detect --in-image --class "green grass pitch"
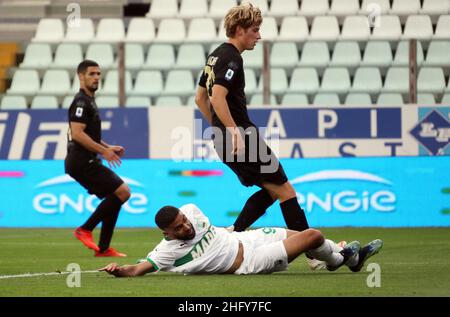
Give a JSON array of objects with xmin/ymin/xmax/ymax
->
[{"xmin": 0, "ymin": 227, "xmax": 449, "ymax": 297}]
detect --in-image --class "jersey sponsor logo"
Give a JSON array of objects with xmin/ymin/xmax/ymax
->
[
  {"xmin": 75, "ymin": 107, "xmax": 83, "ymax": 118},
  {"xmin": 225, "ymin": 69, "xmax": 234, "ymax": 81},
  {"xmin": 174, "ymin": 226, "xmax": 217, "ymax": 267}
]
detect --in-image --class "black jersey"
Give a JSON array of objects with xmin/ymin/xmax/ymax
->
[
  {"xmin": 199, "ymin": 42, "xmax": 254, "ymax": 130},
  {"xmin": 66, "ymin": 89, "xmax": 101, "ymax": 163}
]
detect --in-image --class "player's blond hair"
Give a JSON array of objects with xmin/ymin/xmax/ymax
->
[{"xmin": 224, "ymin": 3, "xmax": 262, "ymax": 38}]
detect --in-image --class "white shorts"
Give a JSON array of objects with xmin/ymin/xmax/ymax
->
[{"xmin": 232, "ymin": 228, "xmax": 288, "ymax": 275}]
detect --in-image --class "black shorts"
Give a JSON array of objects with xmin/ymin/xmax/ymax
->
[
  {"xmin": 65, "ymin": 157, "xmax": 124, "ymax": 199},
  {"xmin": 213, "ymin": 128, "xmax": 288, "ymax": 187}
]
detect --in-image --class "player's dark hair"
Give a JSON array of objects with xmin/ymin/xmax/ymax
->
[
  {"xmin": 155, "ymin": 206, "xmax": 180, "ymax": 229},
  {"xmin": 77, "ymin": 60, "xmax": 99, "ymax": 74}
]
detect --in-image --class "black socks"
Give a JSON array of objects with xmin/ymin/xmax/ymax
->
[
  {"xmin": 280, "ymin": 197, "xmax": 309, "ymax": 231},
  {"xmin": 233, "ymin": 189, "xmax": 275, "ymax": 232}
]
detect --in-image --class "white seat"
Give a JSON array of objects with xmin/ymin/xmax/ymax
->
[
  {"xmin": 424, "ymin": 41, "xmax": 450, "ymax": 67},
  {"xmin": 241, "ymin": 0, "xmax": 269, "ymax": 15},
  {"xmin": 402, "ymin": 15, "xmax": 433, "ymax": 40},
  {"xmin": 242, "ymin": 43, "xmax": 263, "ymax": 69},
  {"xmin": 329, "ymin": 0, "xmax": 360, "ymax": 16},
  {"xmin": 155, "ymin": 96, "xmax": 183, "ymax": 106},
  {"xmin": 20, "ymin": 43, "xmax": 52, "ymax": 69},
  {"xmin": 86, "ymin": 44, "xmax": 114, "ymax": 69},
  {"xmin": 441, "ymin": 94, "xmax": 450, "ymax": 104},
  {"xmin": 178, "ymin": 0, "xmax": 208, "ymax": 19},
  {"xmin": 320, "ymin": 68, "xmax": 351, "ymax": 94},
  {"xmin": 269, "ymin": 0, "xmax": 299, "ymax": 18},
  {"xmin": 288, "ymin": 68, "xmax": 319, "ymax": 94},
  {"xmin": 299, "ymin": 0, "xmax": 329, "ymax": 17},
  {"xmin": 31, "ymin": 96, "xmax": 59, "ymax": 109},
  {"xmin": 175, "ymin": 44, "xmax": 206, "ymax": 70},
  {"xmin": 126, "ymin": 18, "xmax": 156, "ymax": 43},
  {"xmin": 131, "ymin": 71, "xmax": 163, "ymax": 97},
  {"xmin": 144, "ymin": 44, "xmax": 175, "ymax": 70},
  {"xmin": 350, "ymin": 67, "xmax": 382, "ymax": 93},
  {"xmin": 344, "ymin": 93, "xmax": 373, "ymax": 105},
  {"xmin": 0, "ymin": 95, "xmax": 28, "ymax": 109},
  {"xmin": 371, "ymin": 15, "xmax": 402, "ymax": 41},
  {"xmin": 421, "ymin": 0, "xmax": 450, "ymax": 15},
  {"xmin": 299, "ymin": 41, "xmax": 330, "ymax": 69},
  {"xmin": 100, "ymin": 70, "xmax": 133, "ymax": 95},
  {"xmin": 52, "ymin": 43, "xmax": 83, "ymax": 69},
  {"xmin": 64, "ymin": 19, "xmax": 95, "ymax": 43},
  {"xmin": 270, "ymin": 42, "xmax": 299, "ymax": 69},
  {"xmin": 377, "ymin": 93, "xmax": 404, "ymax": 105},
  {"xmin": 146, "ymin": 0, "xmax": 178, "ymax": 19},
  {"xmin": 278, "ymin": 17, "xmax": 308, "ymax": 42},
  {"xmin": 155, "ymin": 19, "xmax": 186, "ymax": 43},
  {"xmin": 340, "ymin": 16, "xmax": 370, "ymax": 41},
  {"xmin": 361, "ymin": 41, "xmax": 392, "ymax": 68},
  {"xmin": 96, "ymin": 96, "xmax": 119, "ymax": 108},
  {"xmin": 163, "ymin": 70, "xmax": 194, "ymax": 96},
  {"xmin": 417, "ymin": 67, "xmax": 446, "ymax": 94},
  {"xmin": 123, "ymin": 44, "xmax": 145, "ymax": 70},
  {"xmin": 126, "ymin": 96, "xmax": 152, "ymax": 108},
  {"xmin": 257, "ymin": 68, "xmax": 288, "ymax": 95},
  {"xmin": 186, "ymin": 18, "xmax": 217, "ymax": 43},
  {"xmin": 244, "ymin": 69, "xmax": 258, "ymax": 95},
  {"xmin": 95, "ymin": 18, "xmax": 125, "ymax": 42},
  {"xmin": 259, "ymin": 17, "xmax": 278, "ymax": 41},
  {"xmin": 209, "ymin": 0, "xmax": 237, "ymax": 19},
  {"xmin": 417, "ymin": 93, "xmax": 436, "ymax": 105},
  {"xmin": 392, "ymin": 41, "xmax": 424, "ymax": 66},
  {"xmin": 309, "ymin": 16, "xmax": 339, "ymax": 41},
  {"xmin": 39, "ymin": 70, "xmax": 71, "ymax": 96},
  {"xmin": 359, "ymin": 0, "xmax": 390, "ymax": 15},
  {"xmin": 434, "ymin": 15, "xmax": 450, "ymax": 39},
  {"xmin": 382, "ymin": 68, "xmax": 409, "ymax": 93},
  {"xmin": 7, "ymin": 70, "xmax": 40, "ymax": 95},
  {"xmin": 281, "ymin": 93, "xmax": 309, "ymax": 106},
  {"xmin": 71, "ymin": 75, "xmax": 80, "ymax": 93},
  {"xmin": 62, "ymin": 95, "xmax": 73, "ymax": 109},
  {"xmin": 218, "ymin": 19, "xmax": 227, "ymax": 41},
  {"xmin": 330, "ymin": 41, "xmax": 361, "ymax": 68},
  {"xmin": 249, "ymin": 94, "xmax": 277, "ymax": 106},
  {"xmin": 313, "ymin": 93, "xmax": 341, "ymax": 105},
  {"xmin": 390, "ymin": 0, "xmax": 420, "ymax": 16},
  {"xmin": 32, "ymin": 19, "xmax": 64, "ymax": 43}
]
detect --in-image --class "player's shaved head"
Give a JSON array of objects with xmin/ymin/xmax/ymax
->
[{"xmin": 155, "ymin": 206, "xmax": 180, "ymax": 229}]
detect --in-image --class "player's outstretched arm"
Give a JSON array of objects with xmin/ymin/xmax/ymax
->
[{"xmin": 98, "ymin": 261, "xmax": 155, "ymax": 278}]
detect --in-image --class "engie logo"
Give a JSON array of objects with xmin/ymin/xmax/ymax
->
[
  {"xmin": 291, "ymin": 170, "xmax": 396, "ymax": 213},
  {"xmin": 32, "ymin": 175, "xmax": 148, "ymax": 215}
]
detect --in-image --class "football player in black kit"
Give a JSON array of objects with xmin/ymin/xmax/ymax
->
[{"xmin": 65, "ymin": 60, "xmax": 130, "ymax": 257}]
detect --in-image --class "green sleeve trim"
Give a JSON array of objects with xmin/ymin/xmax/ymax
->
[{"xmin": 147, "ymin": 258, "xmax": 159, "ymax": 271}]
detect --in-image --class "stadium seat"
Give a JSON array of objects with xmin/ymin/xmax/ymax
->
[
  {"xmin": 242, "ymin": 43, "xmax": 263, "ymax": 69},
  {"xmin": 249, "ymin": 93, "xmax": 277, "ymax": 105},
  {"xmin": 278, "ymin": 17, "xmax": 308, "ymax": 42},
  {"xmin": 392, "ymin": 41, "xmax": 424, "ymax": 66},
  {"xmin": 155, "ymin": 96, "xmax": 183, "ymax": 106},
  {"xmin": 344, "ymin": 93, "xmax": 373, "ymax": 105},
  {"xmin": 62, "ymin": 96, "xmax": 73, "ymax": 108},
  {"xmin": 402, "ymin": 15, "xmax": 433, "ymax": 40},
  {"xmin": 186, "ymin": 18, "xmax": 217, "ymax": 43},
  {"xmin": 424, "ymin": 41, "xmax": 450, "ymax": 67},
  {"xmin": 99, "ymin": 70, "xmax": 132, "ymax": 95},
  {"xmin": 39, "ymin": 70, "xmax": 71, "ymax": 96},
  {"xmin": 270, "ymin": 42, "xmax": 299, "ymax": 69},
  {"xmin": 31, "ymin": 96, "xmax": 59, "ymax": 109},
  {"xmin": 309, "ymin": 16, "xmax": 340, "ymax": 41},
  {"xmin": 421, "ymin": 0, "xmax": 450, "ymax": 15},
  {"xmin": 7, "ymin": 70, "xmax": 40, "ymax": 96},
  {"xmin": 175, "ymin": 44, "xmax": 206, "ymax": 70},
  {"xmin": 96, "ymin": 96, "xmax": 119, "ymax": 108},
  {"xmin": 124, "ymin": 44, "xmax": 145, "ymax": 70},
  {"xmin": 299, "ymin": 0, "xmax": 329, "ymax": 17},
  {"xmin": 371, "ymin": 15, "xmax": 402, "ymax": 41},
  {"xmin": 330, "ymin": 41, "xmax": 361, "ymax": 69},
  {"xmin": 0, "ymin": 95, "xmax": 28, "ymax": 109},
  {"xmin": 146, "ymin": 0, "xmax": 178, "ymax": 20},
  {"xmin": 340, "ymin": 16, "xmax": 370, "ymax": 41},
  {"xmin": 280, "ymin": 93, "xmax": 309, "ymax": 106},
  {"xmin": 64, "ymin": 19, "xmax": 95, "ymax": 43},
  {"xmin": 313, "ymin": 93, "xmax": 341, "ymax": 105},
  {"xmin": 71, "ymin": 75, "xmax": 80, "ymax": 93},
  {"xmin": 350, "ymin": 67, "xmax": 382, "ymax": 94},
  {"xmin": 209, "ymin": 0, "xmax": 237, "ymax": 19},
  {"xmin": 126, "ymin": 18, "xmax": 156, "ymax": 43},
  {"xmin": 288, "ymin": 68, "xmax": 319, "ymax": 94},
  {"xmin": 441, "ymin": 94, "xmax": 450, "ymax": 104},
  {"xmin": 434, "ymin": 15, "xmax": 450, "ymax": 39},
  {"xmin": 359, "ymin": 0, "xmax": 390, "ymax": 15},
  {"xmin": 20, "ymin": 43, "xmax": 52, "ymax": 69},
  {"xmin": 376, "ymin": 93, "xmax": 404, "ymax": 105},
  {"xmin": 269, "ymin": 0, "xmax": 299, "ymax": 18},
  {"xmin": 298, "ymin": 41, "xmax": 330, "ymax": 70},
  {"xmin": 95, "ymin": 18, "xmax": 125, "ymax": 42},
  {"xmin": 329, "ymin": 0, "xmax": 360, "ymax": 17},
  {"xmin": 163, "ymin": 70, "xmax": 194, "ymax": 96},
  {"xmin": 257, "ymin": 68, "xmax": 288, "ymax": 95},
  {"xmin": 241, "ymin": 0, "xmax": 269, "ymax": 15},
  {"xmin": 32, "ymin": 18, "xmax": 64, "ymax": 43},
  {"xmin": 130, "ymin": 70, "xmax": 163, "ymax": 97},
  {"xmin": 186, "ymin": 95, "xmax": 197, "ymax": 106},
  {"xmin": 361, "ymin": 41, "xmax": 393, "ymax": 68},
  {"xmin": 417, "ymin": 93, "xmax": 436, "ymax": 104},
  {"xmin": 319, "ymin": 68, "xmax": 351, "ymax": 94},
  {"xmin": 155, "ymin": 19, "xmax": 186, "ymax": 43},
  {"xmin": 144, "ymin": 44, "xmax": 175, "ymax": 70},
  {"xmin": 417, "ymin": 67, "xmax": 446, "ymax": 94},
  {"xmin": 244, "ymin": 68, "xmax": 258, "ymax": 95},
  {"xmin": 85, "ymin": 44, "xmax": 115, "ymax": 69},
  {"xmin": 382, "ymin": 67, "xmax": 409, "ymax": 93},
  {"xmin": 178, "ymin": 0, "xmax": 208, "ymax": 19},
  {"xmin": 126, "ymin": 96, "xmax": 152, "ymax": 108},
  {"xmin": 218, "ymin": 19, "xmax": 227, "ymax": 41},
  {"xmin": 52, "ymin": 43, "xmax": 83, "ymax": 69},
  {"xmin": 259, "ymin": 17, "xmax": 278, "ymax": 41},
  {"xmin": 390, "ymin": 0, "xmax": 420, "ymax": 16}
]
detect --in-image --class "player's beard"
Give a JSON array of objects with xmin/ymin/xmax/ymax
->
[{"xmin": 86, "ymin": 83, "xmax": 98, "ymax": 93}]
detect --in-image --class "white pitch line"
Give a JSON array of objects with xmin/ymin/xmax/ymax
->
[{"xmin": 0, "ymin": 270, "xmax": 99, "ymax": 280}]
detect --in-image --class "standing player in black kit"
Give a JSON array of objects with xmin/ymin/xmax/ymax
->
[{"xmin": 65, "ymin": 60, "xmax": 130, "ymax": 257}]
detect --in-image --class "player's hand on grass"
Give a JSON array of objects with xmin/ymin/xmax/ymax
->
[
  {"xmin": 98, "ymin": 263, "xmax": 121, "ymax": 276},
  {"xmin": 102, "ymin": 147, "xmax": 122, "ymax": 168}
]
